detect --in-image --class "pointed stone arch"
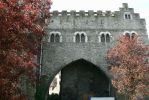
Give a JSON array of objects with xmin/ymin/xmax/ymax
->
[
  {"xmin": 36, "ymin": 59, "xmax": 114, "ymax": 100},
  {"xmin": 60, "ymin": 59, "xmax": 113, "ymax": 100}
]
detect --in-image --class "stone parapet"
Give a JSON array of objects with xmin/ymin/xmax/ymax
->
[{"xmin": 50, "ymin": 10, "xmax": 115, "ymax": 17}]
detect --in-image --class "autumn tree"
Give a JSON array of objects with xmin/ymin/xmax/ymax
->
[
  {"xmin": 107, "ymin": 36, "xmax": 149, "ymax": 100},
  {"xmin": 0, "ymin": 0, "xmax": 51, "ymax": 99}
]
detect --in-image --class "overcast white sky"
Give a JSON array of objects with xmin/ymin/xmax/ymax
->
[{"xmin": 50, "ymin": 0, "xmax": 149, "ymax": 35}]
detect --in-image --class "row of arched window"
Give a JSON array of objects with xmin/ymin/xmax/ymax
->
[
  {"xmin": 48, "ymin": 31, "xmax": 137, "ymax": 43},
  {"xmin": 98, "ymin": 32, "xmax": 111, "ymax": 43},
  {"xmin": 124, "ymin": 31, "xmax": 137, "ymax": 39},
  {"xmin": 48, "ymin": 32, "xmax": 62, "ymax": 42},
  {"xmin": 124, "ymin": 12, "xmax": 132, "ymax": 19},
  {"xmin": 74, "ymin": 32, "xmax": 88, "ymax": 43}
]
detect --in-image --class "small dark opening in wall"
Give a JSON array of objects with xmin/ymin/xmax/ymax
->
[
  {"xmin": 50, "ymin": 34, "xmax": 55, "ymax": 42},
  {"xmin": 131, "ymin": 33, "xmax": 136, "ymax": 39},
  {"xmin": 125, "ymin": 14, "xmax": 128, "ymax": 19},
  {"xmin": 76, "ymin": 34, "xmax": 80, "ymax": 43},
  {"xmin": 128, "ymin": 14, "xmax": 131, "ymax": 19},
  {"xmin": 125, "ymin": 33, "xmax": 130, "ymax": 39},
  {"xmin": 55, "ymin": 34, "xmax": 60, "ymax": 42},
  {"xmin": 101, "ymin": 34, "xmax": 105, "ymax": 43},
  {"xmin": 106, "ymin": 34, "xmax": 110, "ymax": 43},
  {"xmin": 81, "ymin": 34, "xmax": 85, "ymax": 43}
]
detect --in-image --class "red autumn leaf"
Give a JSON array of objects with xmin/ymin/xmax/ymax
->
[
  {"xmin": 0, "ymin": 0, "xmax": 51, "ymax": 99},
  {"xmin": 107, "ymin": 36, "xmax": 149, "ymax": 100},
  {"xmin": 0, "ymin": 2, "xmax": 4, "ymax": 9}
]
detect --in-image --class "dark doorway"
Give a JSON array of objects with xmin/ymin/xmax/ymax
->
[{"xmin": 60, "ymin": 59, "xmax": 113, "ymax": 100}]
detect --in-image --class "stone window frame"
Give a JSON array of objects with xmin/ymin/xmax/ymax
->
[
  {"xmin": 123, "ymin": 31, "xmax": 137, "ymax": 39},
  {"xmin": 73, "ymin": 31, "xmax": 88, "ymax": 43},
  {"xmin": 131, "ymin": 31, "xmax": 138, "ymax": 39},
  {"xmin": 48, "ymin": 31, "xmax": 62, "ymax": 42},
  {"xmin": 98, "ymin": 32, "xmax": 112, "ymax": 43},
  {"xmin": 124, "ymin": 12, "xmax": 132, "ymax": 19}
]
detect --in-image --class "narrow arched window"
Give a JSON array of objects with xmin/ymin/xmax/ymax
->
[
  {"xmin": 50, "ymin": 34, "xmax": 55, "ymax": 42},
  {"xmin": 128, "ymin": 14, "xmax": 131, "ymax": 19},
  {"xmin": 124, "ymin": 12, "xmax": 132, "ymax": 19},
  {"xmin": 106, "ymin": 34, "xmax": 110, "ymax": 43},
  {"xmin": 101, "ymin": 34, "xmax": 105, "ymax": 43},
  {"xmin": 125, "ymin": 33, "xmax": 130, "ymax": 39},
  {"xmin": 125, "ymin": 14, "xmax": 128, "ymax": 19},
  {"xmin": 76, "ymin": 34, "xmax": 80, "ymax": 43},
  {"xmin": 81, "ymin": 34, "xmax": 85, "ymax": 43},
  {"xmin": 131, "ymin": 33, "xmax": 136, "ymax": 39},
  {"xmin": 55, "ymin": 34, "xmax": 60, "ymax": 42}
]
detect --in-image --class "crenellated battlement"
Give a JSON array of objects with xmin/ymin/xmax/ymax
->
[
  {"xmin": 47, "ymin": 3, "xmax": 145, "ymax": 31},
  {"xmin": 50, "ymin": 10, "xmax": 115, "ymax": 17},
  {"xmin": 49, "ymin": 3, "xmax": 139, "ymax": 18}
]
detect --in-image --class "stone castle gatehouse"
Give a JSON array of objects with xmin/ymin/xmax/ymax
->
[{"xmin": 33, "ymin": 3, "xmax": 148, "ymax": 100}]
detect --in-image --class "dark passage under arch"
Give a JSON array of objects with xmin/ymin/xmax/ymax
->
[{"xmin": 60, "ymin": 59, "xmax": 114, "ymax": 100}]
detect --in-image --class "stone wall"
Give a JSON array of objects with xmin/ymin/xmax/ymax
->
[{"xmin": 35, "ymin": 3, "xmax": 148, "ymax": 100}]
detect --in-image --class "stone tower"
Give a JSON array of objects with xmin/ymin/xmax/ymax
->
[{"xmin": 35, "ymin": 3, "xmax": 148, "ymax": 100}]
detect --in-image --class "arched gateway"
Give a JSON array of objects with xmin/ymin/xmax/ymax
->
[
  {"xmin": 36, "ymin": 41, "xmax": 113, "ymax": 100},
  {"xmin": 33, "ymin": 3, "xmax": 148, "ymax": 100},
  {"xmin": 60, "ymin": 59, "xmax": 114, "ymax": 100}
]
